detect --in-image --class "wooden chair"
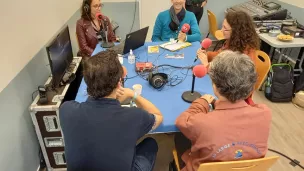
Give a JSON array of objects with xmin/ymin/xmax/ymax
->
[
  {"xmin": 255, "ymin": 50, "xmax": 271, "ymax": 90},
  {"xmin": 206, "ymin": 10, "xmax": 225, "ymax": 51},
  {"xmin": 170, "ymin": 149, "xmax": 279, "ymax": 171}
]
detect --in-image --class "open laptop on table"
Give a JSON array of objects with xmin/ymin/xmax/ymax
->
[{"xmin": 110, "ymin": 26, "xmax": 149, "ymax": 55}]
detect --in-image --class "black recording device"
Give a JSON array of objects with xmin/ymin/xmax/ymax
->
[
  {"xmin": 38, "ymin": 86, "xmax": 48, "ymax": 105},
  {"xmin": 148, "ymin": 72, "xmax": 168, "ymax": 90}
]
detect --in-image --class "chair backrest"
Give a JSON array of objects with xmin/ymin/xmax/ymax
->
[
  {"xmin": 198, "ymin": 156, "xmax": 279, "ymax": 171},
  {"xmin": 255, "ymin": 50, "xmax": 271, "ymax": 90},
  {"xmin": 207, "ymin": 10, "xmax": 219, "ymax": 37}
]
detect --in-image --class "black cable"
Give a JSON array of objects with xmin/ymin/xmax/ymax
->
[
  {"xmin": 32, "ymin": 90, "xmax": 39, "ymax": 101},
  {"xmin": 268, "ymin": 148, "xmax": 304, "ymax": 170},
  {"xmin": 152, "ymin": 48, "xmax": 167, "ymax": 65},
  {"xmin": 128, "ymin": 0, "xmax": 137, "ymax": 33},
  {"xmin": 155, "ymin": 64, "xmax": 193, "ymax": 69}
]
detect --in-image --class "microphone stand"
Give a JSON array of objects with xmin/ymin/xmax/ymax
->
[
  {"xmin": 101, "ymin": 20, "xmax": 114, "ymax": 48},
  {"xmin": 182, "ymin": 74, "xmax": 201, "ymax": 103}
]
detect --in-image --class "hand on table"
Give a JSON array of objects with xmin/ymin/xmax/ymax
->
[
  {"xmin": 178, "ymin": 32, "xmax": 187, "ymax": 42},
  {"xmin": 201, "ymin": 94, "xmax": 215, "ymax": 104},
  {"xmin": 116, "ymin": 88, "xmax": 135, "ymax": 103},
  {"xmin": 197, "ymin": 49, "xmax": 208, "ymax": 67}
]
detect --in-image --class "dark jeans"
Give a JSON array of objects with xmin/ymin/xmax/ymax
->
[
  {"xmin": 186, "ymin": 5, "xmax": 204, "ymax": 25},
  {"xmin": 174, "ymin": 133, "xmax": 192, "ymax": 169},
  {"xmin": 132, "ymin": 138, "xmax": 158, "ymax": 171}
]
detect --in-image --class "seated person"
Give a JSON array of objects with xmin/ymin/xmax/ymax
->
[
  {"xmin": 197, "ymin": 11, "xmax": 260, "ymax": 64},
  {"xmin": 152, "ymin": 0, "xmax": 202, "ymax": 42},
  {"xmin": 60, "ymin": 50, "xmax": 163, "ymax": 171},
  {"xmin": 175, "ymin": 51, "xmax": 271, "ymax": 171},
  {"xmin": 76, "ymin": 0, "xmax": 116, "ymax": 57}
]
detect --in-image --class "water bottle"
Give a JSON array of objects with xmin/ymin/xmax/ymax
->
[{"xmin": 128, "ymin": 49, "xmax": 135, "ymax": 64}]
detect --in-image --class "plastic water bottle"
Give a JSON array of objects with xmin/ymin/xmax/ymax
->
[{"xmin": 128, "ymin": 49, "xmax": 135, "ymax": 64}]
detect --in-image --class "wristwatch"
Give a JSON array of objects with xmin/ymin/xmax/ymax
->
[{"xmin": 202, "ymin": 98, "xmax": 216, "ymax": 112}]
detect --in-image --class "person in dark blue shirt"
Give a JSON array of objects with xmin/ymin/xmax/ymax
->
[{"xmin": 60, "ymin": 50, "xmax": 163, "ymax": 171}]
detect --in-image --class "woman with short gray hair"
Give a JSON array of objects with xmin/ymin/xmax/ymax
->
[
  {"xmin": 209, "ymin": 50, "xmax": 257, "ymax": 103},
  {"xmin": 175, "ymin": 50, "xmax": 271, "ymax": 171}
]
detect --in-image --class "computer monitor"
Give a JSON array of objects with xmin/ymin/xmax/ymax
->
[{"xmin": 46, "ymin": 26, "xmax": 73, "ymax": 88}]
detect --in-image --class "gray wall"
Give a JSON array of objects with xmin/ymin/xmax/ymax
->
[
  {"xmin": 102, "ymin": 2, "xmax": 140, "ymax": 40},
  {"xmin": 0, "ymin": 9, "xmax": 81, "ymax": 171}
]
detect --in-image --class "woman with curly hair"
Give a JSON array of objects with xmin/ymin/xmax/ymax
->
[{"xmin": 197, "ymin": 11, "xmax": 260, "ymax": 66}]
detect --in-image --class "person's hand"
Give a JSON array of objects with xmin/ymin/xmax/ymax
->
[
  {"xmin": 201, "ymin": 94, "xmax": 215, "ymax": 104},
  {"xmin": 197, "ymin": 49, "xmax": 208, "ymax": 66},
  {"xmin": 116, "ymin": 88, "xmax": 134, "ymax": 102},
  {"xmin": 201, "ymin": 1, "xmax": 207, "ymax": 7},
  {"xmin": 178, "ymin": 32, "xmax": 187, "ymax": 42}
]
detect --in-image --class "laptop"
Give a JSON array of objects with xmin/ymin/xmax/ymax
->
[{"xmin": 110, "ymin": 26, "xmax": 149, "ymax": 55}]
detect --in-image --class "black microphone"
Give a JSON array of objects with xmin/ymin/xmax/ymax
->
[{"xmin": 182, "ymin": 65, "xmax": 207, "ymax": 103}]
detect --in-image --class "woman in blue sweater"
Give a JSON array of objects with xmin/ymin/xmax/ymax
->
[{"xmin": 152, "ymin": 0, "xmax": 202, "ymax": 42}]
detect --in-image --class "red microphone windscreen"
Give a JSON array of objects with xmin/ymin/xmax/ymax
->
[
  {"xmin": 181, "ymin": 24, "xmax": 190, "ymax": 33},
  {"xmin": 201, "ymin": 38, "xmax": 212, "ymax": 50},
  {"xmin": 193, "ymin": 65, "xmax": 207, "ymax": 78},
  {"xmin": 95, "ymin": 12, "xmax": 103, "ymax": 20},
  {"xmin": 122, "ymin": 66, "xmax": 127, "ymax": 78}
]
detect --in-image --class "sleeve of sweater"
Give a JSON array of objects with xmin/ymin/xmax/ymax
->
[
  {"xmin": 187, "ymin": 12, "xmax": 202, "ymax": 42},
  {"xmin": 76, "ymin": 20, "xmax": 94, "ymax": 56},
  {"xmin": 152, "ymin": 13, "xmax": 163, "ymax": 42}
]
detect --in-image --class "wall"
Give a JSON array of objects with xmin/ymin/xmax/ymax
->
[
  {"xmin": 0, "ymin": 0, "xmax": 82, "ymax": 93},
  {"xmin": 102, "ymin": 1, "xmax": 140, "ymax": 39},
  {"xmin": 278, "ymin": 0, "xmax": 304, "ymax": 8},
  {"xmin": 0, "ymin": 3, "xmax": 81, "ymax": 171}
]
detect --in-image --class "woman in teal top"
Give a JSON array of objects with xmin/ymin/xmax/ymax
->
[{"xmin": 152, "ymin": 0, "xmax": 202, "ymax": 42}]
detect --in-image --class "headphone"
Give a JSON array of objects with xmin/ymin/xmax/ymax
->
[
  {"xmin": 148, "ymin": 72, "xmax": 168, "ymax": 90},
  {"xmin": 83, "ymin": 0, "xmax": 90, "ymax": 14}
]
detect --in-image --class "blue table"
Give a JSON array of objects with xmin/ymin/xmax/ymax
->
[{"xmin": 75, "ymin": 42, "xmax": 214, "ymax": 133}]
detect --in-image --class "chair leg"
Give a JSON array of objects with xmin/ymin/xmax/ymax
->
[
  {"xmin": 169, "ymin": 161, "xmax": 178, "ymax": 171},
  {"xmin": 206, "ymin": 32, "xmax": 210, "ymax": 38}
]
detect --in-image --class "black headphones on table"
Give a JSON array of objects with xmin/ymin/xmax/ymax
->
[{"xmin": 148, "ymin": 72, "xmax": 168, "ymax": 90}]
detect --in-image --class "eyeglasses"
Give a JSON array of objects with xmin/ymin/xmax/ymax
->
[{"xmin": 92, "ymin": 3, "xmax": 104, "ymax": 9}]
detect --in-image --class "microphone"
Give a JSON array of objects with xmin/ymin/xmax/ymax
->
[
  {"xmin": 194, "ymin": 38, "xmax": 212, "ymax": 62},
  {"xmin": 182, "ymin": 65, "xmax": 207, "ymax": 103},
  {"xmin": 178, "ymin": 24, "xmax": 190, "ymax": 42},
  {"xmin": 95, "ymin": 12, "xmax": 103, "ymax": 21},
  {"xmin": 181, "ymin": 23, "xmax": 190, "ymax": 33}
]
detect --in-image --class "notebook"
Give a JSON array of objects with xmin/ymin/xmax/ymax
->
[{"xmin": 159, "ymin": 41, "xmax": 192, "ymax": 51}]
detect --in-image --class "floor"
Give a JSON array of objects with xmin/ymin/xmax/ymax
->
[{"xmin": 148, "ymin": 90, "xmax": 304, "ymax": 171}]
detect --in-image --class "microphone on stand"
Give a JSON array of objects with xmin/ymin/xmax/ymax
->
[
  {"xmin": 96, "ymin": 12, "xmax": 114, "ymax": 48},
  {"xmin": 182, "ymin": 65, "xmax": 207, "ymax": 103},
  {"xmin": 194, "ymin": 38, "xmax": 212, "ymax": 62},
  {"xmin": 177, "ymin": 24, "xmax": 190, "ymax": 43}
]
